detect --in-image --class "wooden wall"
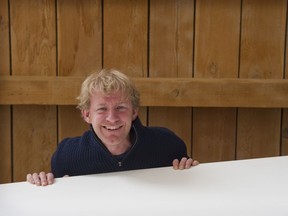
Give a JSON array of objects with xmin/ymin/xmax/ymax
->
[{"xmin": 0, "ymin": 0, "xmax": 288, "ymax": 183}]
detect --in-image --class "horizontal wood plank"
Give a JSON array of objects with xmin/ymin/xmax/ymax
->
[{"xmin": 0, "ymin": 76, "xmax": 288, "ymax": 107}]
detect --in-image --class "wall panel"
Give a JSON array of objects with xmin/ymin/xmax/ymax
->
[
  {"xmin": 57, "ymin": 0, "xmax": 102, "ymax": 141},
  {"xmin": 0, "ymin": 0, "xmax": 9, "ymax": 72},
  {"xmin": 282, "ymin": 14, "xmax": 288, "ymax": 155},
  {"xmin": 237, "ymin": 108, "xmax": 281, "ymax": 159},
  {"xmin": 0, "ymin": 0, "xmax": 11, "ymax": 183},
  {"xmin": 10, "ymin": 0, "xmax": 57, "ymax": 181},
  {"xmin": 103, "ymin": 0, "xmax": 148, "ymax": 123},
  {"xmin": 283, "ymin": 110, "xmax": 288, "ymax": 155},
  {"xmin": 193, "ymin": 0, "xmax": 240, "ymax": 162},
  {"xmin": 149, "ymin": 0, "xmax": 194, "ymax": 156},
  {"xmin": 103, "ymin": 0, "xmax": 148, "ymax": 76},
  {"xmin": 237, "ymin": 0, "xmax": 286, "ymax": 159},
  {"xmin": 0, "ymin": 0, "xmax": 287, "ymax": 183}
]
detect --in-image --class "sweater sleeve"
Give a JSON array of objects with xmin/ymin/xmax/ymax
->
[
  {"xmin": 51, "ymin": 138, "xmax": 69, "ymax": 178},
  {"xmin": 165, "ymin": 128, "xmax": 189, "ymax": 159},
  {"xmin": 146, "ymin": 126, "xmax": 189, "ymax": 161}
]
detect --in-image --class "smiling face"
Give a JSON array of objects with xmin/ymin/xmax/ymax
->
[{"xmin": 82, "ymin": 90, "xmax": 138, "ymax": 155}]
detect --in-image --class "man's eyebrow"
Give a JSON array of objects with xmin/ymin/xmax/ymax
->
[
  {"xmin": 97, "ymin": 103, "xmax": 106, "ymax": 106},
  {"xmin": 94, "ymin": 103, "xmax": 107, "ymax": 108}
]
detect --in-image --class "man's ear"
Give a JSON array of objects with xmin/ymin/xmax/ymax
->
[
  {"xmin": 81, "ymin": 110, "xmax": 91, "ymax": 124},
  {"xmin": 132, "ymin": 108, "xmax": 139, "ymax": 120}
]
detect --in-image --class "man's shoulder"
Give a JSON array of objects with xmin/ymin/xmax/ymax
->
[
  {"xmin": 142, "ymin": 126, "xmax": 184, "ymax": 145},
  {"xmin": 58, "ymin": 130, "xmax": 92, "ymax": 148},
  {"xmin": 140, "ymin": 126, "xmax": 187, "ymax": 157},
  {"xmin": 146, "ymin": 126, "xmax": 177, "ymax": 137}
]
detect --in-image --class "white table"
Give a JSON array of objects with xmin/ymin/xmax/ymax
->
[{"xmin": 1, "ymin": 156, "xmax": 287, "ymax": 216}]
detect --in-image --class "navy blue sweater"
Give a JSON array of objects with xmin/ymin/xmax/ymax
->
[{"xmin": 51, "ymin": 117, "xmax": 188, "ymax": 177}]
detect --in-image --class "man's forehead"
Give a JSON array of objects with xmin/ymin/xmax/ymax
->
[{"xmin": 91, "ymin": 90, "xmax": 130, "ymax": 103}]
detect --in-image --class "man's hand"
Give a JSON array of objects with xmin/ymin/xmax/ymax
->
[
  {"xmin": 172, "ymin": 157, "xmax": 199, "ymax": 170},
  {"xmin": 26, "ymin": 172, "xmax": 54, "ymax": 186}
]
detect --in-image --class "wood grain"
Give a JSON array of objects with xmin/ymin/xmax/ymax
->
[
  {"xmin": 103, "ymin": 0, "xmax": 148, "ymax": 76},
  {"xmin": 237, "ymin": 0, "xmax": 286, "ymax": 159},
  {"xmin": 103, "ymin": 0, "xmax": 149, "ymax": 124},
  {"xmin": 149, "ymin": 0, "xmax": 194, "ymax": 156},
  {"xmin": 282, "ymin": 12, "xmax": 288, "ymax": 156},
  {"xmin": 57, "ymin": 0, "xmax": 102, "ymax": 76},
  {"xmin": 193, "ymin": 0, "xmax": 241, "ymax": 162},
  {"xmin": 0, "ymin": 0, "xmax": 11, "ymax": 183},
  {"xmin": 0, "ymin": 105, "xmax": 11, "ymax": 183},
  {"xmin": 1, "ymin": 76, "xmax": 288, "ymax": 107},
  {"xmin": 1, "ymin": 0, "xmax": 287, "ymax": 184},
  {"xmin": 10, "ymin": 0, "xmax": 57, "ymax": 181},
  {"xmin": 282, "ymin": 110, "xmax": 288, "ymax": 155},
  {"xmin": 13, "ymin": 105, "xmax": 57, "ymax": 180},
  {"xmin": 57, "ymin": 0, "xmax": 101, "ymax": 140},
  {"xmin": 237, "ymin": 108, "xmax": 281, "ymax": 159},
  {"xmin": 0, "ymin": 0, "xmax": 10, "ymax": 74}
]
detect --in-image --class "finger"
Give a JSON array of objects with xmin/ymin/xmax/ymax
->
[
  {"xmin": 185, "ymin": 158, "xmax": 193, "ymax": 169},
  {"xmin": 47, "ymin": 173, "xmax": 54, "ymax": 185},
  {"xmin": 39, "ymin": 172, "xmax": 48, "ymax": 186},
  {"xmin": 192, "ymin": 159, "xmax": 200, "ymax": 166},
  {"xmin": 26, "ymin": 174, "xmax": 34, "ymax": 184},
  {"xmin": 179, "ymin": 157, "xmax": 188, "ymax": 170},
  {"xmin": 32, "ymin": 173, "xmax": 41, "ymax": 186},
  {"xmin": 172, "ymin": 159, "xmax": 179, "ymax": 170}
]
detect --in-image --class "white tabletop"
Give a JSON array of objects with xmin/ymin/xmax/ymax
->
[{"xmin": 0, "ymin": 156, "xmax": 287, "ymax": 216}]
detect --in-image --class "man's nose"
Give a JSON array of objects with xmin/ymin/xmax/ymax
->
[{"xmin": 106, "ymin": 110, "xmax": 119, "ymax": 123}]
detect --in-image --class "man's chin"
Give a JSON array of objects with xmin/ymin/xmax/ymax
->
[{"xmin": 102, "ymin": 137, "xmax": 121, "ymax": 146}]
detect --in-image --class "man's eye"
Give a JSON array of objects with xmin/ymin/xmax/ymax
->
[
  {"xmin": 97, "ymin": 107, "xmax": 107, "ymax": 112},
  {"xmin": 117, "ymin": 106, "xmax": 126, "ymax": 110}
]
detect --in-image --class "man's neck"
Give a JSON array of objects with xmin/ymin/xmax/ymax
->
[{"xmin": 106, "ymin": 141, "xmax": 132, "ymax": 155}]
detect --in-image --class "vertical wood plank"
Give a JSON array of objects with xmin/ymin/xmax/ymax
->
[
  {"xmin": 0, "ymin": 0, "xmax": 10, "ymax": 72},
  {"xmin": 194, "ymin": 0, "xmax": 241, "ymax": 79},
  {"xmin": 149, "ymin": 0, "xmax": 193, "ymax": 77},
  {"xmin": 282, "ymin": 109, "xmax": 288, "ymax": 155},
  {"xmin": 193, "ymin": 0, "xmax": 241, "ymax": 162},
  {"xmin": 239, "ymin": 0, "xmax": 286, "ymax": 79},
  {"xmin": 237, "ymin": 108, "xmax": 281, "ymax": 159},
  {"xmin": 282, "ymin": 9, "xmax": 288, "ymax": 156},
  {"xmin": 193, "ymin": 108, "xmax": 237, "ymax": 162},
  {"xmin": 58, "ymin": 0, "xmax": 102, "ymax": 76},
  {"xmin": 0, "ymin": 0, "xmax": 11, "ymax": 183},
  {"xmin": 13, "ymin": 105, "xmax": 57, "ymax": 177},
  {"xmin": 57, "ymin": 0, "xmax": 102, "ymax": 140},
  {"xmin": 149, "ymin": 0, "xmax": 194, "ymax": 156},
  {"xmin": 0, "ymin": 106, "xmax": 11, "ymax": 183},
  {"xmin": 237, "ymin": 0, "xmax": 286, "ymax": 159},
  {"xmin": 103, "ymin": 0, "xmax": 148, "ymax": 76},
  {"xmin": 103, "ymin": 0, "xmax": 148, "ymax": 124},
  {"xmin": 10, "ymin": 0, "xmax": 57, "ymax": 182},
  {"xmin": 10, "ymin": 1, "xmax": 56, "ymax": 76}
]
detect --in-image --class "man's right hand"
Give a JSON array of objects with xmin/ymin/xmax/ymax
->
[{"xmin": 26, "ymin": 172, "xmax": 54, "ymax": 186}]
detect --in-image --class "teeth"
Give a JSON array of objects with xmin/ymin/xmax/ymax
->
[{"xmin": 104, "ymin": 126, "xmax": 121, "ymax": 130}]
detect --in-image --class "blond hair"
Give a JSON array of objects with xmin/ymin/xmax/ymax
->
[{"xmin": 77, "ymin": 69, "xmax": 140, "ymax": 111}]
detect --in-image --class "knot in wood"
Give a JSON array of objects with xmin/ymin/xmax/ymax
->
[
  {"xmin": 171, "ymin": 89, "xmax": 180, "ymax": 98},
  {"xmin": 208, "ymin": 62, "xmax": 218, "ymax": 75}
]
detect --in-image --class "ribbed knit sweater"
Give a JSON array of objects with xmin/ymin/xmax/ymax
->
[{"xmin": 51, "ymin": 117, "xmax": 188, "ymax": 177}]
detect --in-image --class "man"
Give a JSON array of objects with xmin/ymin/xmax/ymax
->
[{"xmin": 27, "ymin": 69, "xmax": 199, "ymax": 186}]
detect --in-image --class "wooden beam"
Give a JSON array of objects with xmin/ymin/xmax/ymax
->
[{"xmin": 0, "ymin": 76, "xmax": 288, "ymax": 107}]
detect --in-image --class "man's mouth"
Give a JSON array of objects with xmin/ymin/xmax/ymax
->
[{"xmin": 103, "ymin": 125, "xmax": 122, "ymax": 131}]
